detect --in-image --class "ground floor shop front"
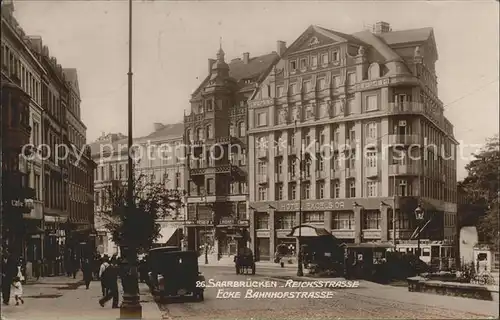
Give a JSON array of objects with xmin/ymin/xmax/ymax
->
[
  {"xmin": 249, "ymin": 197, "xmax": 456, "ymax": 264},
  {"xmin": 185, "ymin": 222, "xmax": 250, "ymax": 259}
]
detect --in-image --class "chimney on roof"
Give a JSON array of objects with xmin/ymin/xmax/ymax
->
[
  {"xmin": 243, "ymin": 52, "xmax": 250, "ymax": 64},
  {"xmin": 373, "ymin": 21, "xmax": 391, "ymax": 34},
  {"xmin": 208, "ymin": 58, "xmax": 216, "ymax": 73},
  {"xmin": 277, "ymin": 41, "xmax": 287, "ymax": 57},
  {"xmin": 153, "ymin": 123, "xmax": 164, "ymax": 131}
]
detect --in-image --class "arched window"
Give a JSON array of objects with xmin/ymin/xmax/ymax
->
[
  {"xmin": 206, "ymin": 124, "xmax": 213, "ymax": 139},
  {"xmin": 229, "ymin": 125, "xmax": 235, "ymax": 137},
  {"xmin": 196, "ymin": 127, "xmax": 203, "ymax": 141},
  {"xmin": 238, "ymin": 122, "xmax": 246, "ymax": 137},
  {"xmin": 186, "ymin": 129, "xmax": 193, "ymax": 142}
]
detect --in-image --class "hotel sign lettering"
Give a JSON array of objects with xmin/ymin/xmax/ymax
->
[
  {"xmin": 279, "ymin": 200, "xmax": 346, "ymax": 212},
  {"xmin": 356, "ymin": 78, "xmax": 389, "ymax": 91}
]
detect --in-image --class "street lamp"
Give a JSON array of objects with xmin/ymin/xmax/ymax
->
[
  {"xmin": 120, "ymin": 0, "xmax": 142, "ymax": 318},
  {"xmin": 414, "ymin": 203, "xmax": 424, "ymax": 258}
]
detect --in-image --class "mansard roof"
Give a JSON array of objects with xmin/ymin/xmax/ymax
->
[{"xmin": 191, "ymin": 51, "xmax": 279, "ymax": 98}]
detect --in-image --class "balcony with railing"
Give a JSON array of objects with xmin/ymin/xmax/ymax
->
[
  {"xmin": 389, "ymin": 164, "xmax": 419, "ymax": 176},
  {"xmin": 388, "ymin": 102, "xmax": 424, "ymax": 114},
  {"xmin": 257, "ymin": 174, "xmax": 269, "ymax": 185},
  {"xmin": 330, "ymin": 168, "xmax": 342, "ymax": 179},
  {"xmin": 345, "ymin": 168, "xmax": 356, "ymax": 179},
  {"xmin": 388, "ymin": 102, "xmax": 446, "ymax": 130},
  {"xmin": 388, "ymin": 134, "xmax": 422, "ymax": 146},
  {"xmin": 365, "ymin": 166, "xmax": 378, "ymax": 178},
  {"xmin": 315, "ymin": 170, "xmax": 327, "ymax": 180},
  {"xmin": 257, "ymin": 149, "xmax": 267, "ymax": 159}
]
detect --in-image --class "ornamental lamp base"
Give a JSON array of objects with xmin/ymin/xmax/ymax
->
[{"xmin": 120, "ymin": 295, "xmax": 142, "ymax": 319}]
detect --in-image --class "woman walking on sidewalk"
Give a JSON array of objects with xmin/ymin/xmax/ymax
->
[{"xmin": 82, "ymin": 259, "xmax": 93, "ymax": 289}]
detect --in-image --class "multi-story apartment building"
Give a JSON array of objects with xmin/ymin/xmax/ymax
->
[
  {"xmin": 1, "ymin": 2, "xmax": 36, "ymax": 267},
  {"xmin": 37, "ymin": 46, "xmax": 71, "ymax": 276},
  {"xmin": 63, "ymin": 68, "xmax": 96, "ymax": 261},
  {"xmin": 134, "ymin": 123, "xmax": 186, "ymax": 247},
  {"xmin": 2, "ymin": 2, "xmax": 95, "ymax": 275},
  {"xmin": 248, "ymin": 22, "xmax": 458, "ymax": 265},
  {"xmin": 1, "ymin": 4, "xmax": 44, "ymax": 262},
  {"xmin": 184, "ymin": 46, "xmax": 280, "ymax": 261},
  {"xmin": 90, "ymin": 132, "xmax": 128, "ymax": 256}
]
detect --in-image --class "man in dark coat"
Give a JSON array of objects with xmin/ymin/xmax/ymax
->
[
  {"xmin": 81, "ymin": 258, "xmax": 93, "ymax": 289},
  {"xmin": 2, "ymin": 253, "xmax": 15, "ymax": 305},
  {"xmin": 99, "ymin": 260, "xmax": 119, "ymax": 308}
]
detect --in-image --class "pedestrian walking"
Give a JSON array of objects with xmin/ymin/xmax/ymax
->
[
  {"xmin": 2, "ymin": 254, "xmax": 15, "ymax": 305},
  {"xmin": 98, "ymin": 261, "xmax": 119, "ymax": 308},
  {"xmin": 93, "ymin": 254, "xmax": 101, "ymax": 280},
  {"xmin": 82, "ymin": 259, "xmax": 93, "ymax": 289},
  {"xmin": 11, "ymin": 276, "xmax": 24, "ymax": 306},
  {"xmin": 72, "ymin": 255, "xmax": 78, "ymax": 279},
  {"xmin": 33, "ymin": 259, "xmax": 41, "ymax": 281},
  {"xmin": 98, "ymin": 256, "xmax": 110, "ymax": 297}
]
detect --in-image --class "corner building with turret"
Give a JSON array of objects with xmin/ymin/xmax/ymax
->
[
  {"xmin": 247, "ymin": 22, "xmax": 459, "ymax": 268},
  {"xmin": 184, "ymin": 45, "xmax": 279, "ymax": 261}
]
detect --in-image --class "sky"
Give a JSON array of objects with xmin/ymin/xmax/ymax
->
[{"xmin": 12, "ymin": 0, "xmax": 499, "ymax": 180}]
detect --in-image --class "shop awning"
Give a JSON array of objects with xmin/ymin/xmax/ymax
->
[
  {"xmin": 287, "ymin": 225, "xmax": 332, "ymax": 237},
  {"xmin": 156, "ymin": 225, "xmax": 181, "ymax": 244}
]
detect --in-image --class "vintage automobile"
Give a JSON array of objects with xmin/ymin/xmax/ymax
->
[
  {"xmin": 148, "ymin": 248, "xmax": 205, "ymax": 301},
  {"xmin": 234, "ymin": 247, "xmax": 255, "ymax": 275}
]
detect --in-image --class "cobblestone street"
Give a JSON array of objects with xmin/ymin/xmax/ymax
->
[{"xmin": 158, "ymin": 266, "xmax": 499, "ymax": 320}]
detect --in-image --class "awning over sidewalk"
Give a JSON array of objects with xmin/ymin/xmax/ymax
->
[{"xmin": 156, "ymin": 225, "xmax": 181, "ymax": 244}]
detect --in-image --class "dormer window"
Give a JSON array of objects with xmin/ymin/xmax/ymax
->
[
  {"xmin": 332, "ymin": 51, "xmax": 339, "ymax": 61},
  {"xmin": 311, "ymin": 56, "xmax": 318, "ymax": 68},
  {"xmin": 321, "ymin": 54, "xmax": 328, "ymax": 65},
  {"xmin": 300, "ymin": 58, "xmax": 307, "ymax": 70}
]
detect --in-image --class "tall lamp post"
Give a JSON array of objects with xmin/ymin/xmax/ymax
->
[
  {"xmin": 294, "ymin": 120, "xmax": 304, "ymax": 277},
  {"xmin": 414, "ymin": 203, "xmax": 424, "ymax": 260},
  {"xmin": 200, "ymin": 195, "xmax": 213, "ymax": 265},
  {"xmin": 120, "ymin": 0, "xmax": 142, "ymax": 318}
]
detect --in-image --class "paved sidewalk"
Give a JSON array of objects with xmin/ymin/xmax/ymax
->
[
  {"xmin": 24, "ymin": 272, "xmax": 85, "ymax": 286},
  {"xmin": 2, "ymin": 279, "xmax": 162, "ymax": 320}
]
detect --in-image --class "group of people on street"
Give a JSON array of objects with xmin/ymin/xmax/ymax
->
[{"xmin": 2, "ymin": 250, "xmax": 147, "ymax": 310}]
